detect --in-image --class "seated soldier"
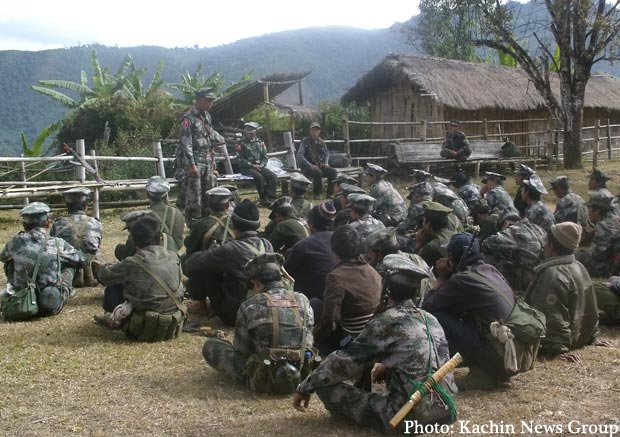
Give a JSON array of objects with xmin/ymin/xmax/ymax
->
[
  {"xmin": 450, "ymin": 170, "xmax": 481, "ymax": 210},
  {"xmin": 347, "ymin": 193, "xmax": 385, "ymax": 243},
  {"xmin": 440, "ymin": 120, "xmax": 471, "ymax": 161},
  {"xmin": 364, "ymin": 163, "xmax": 407, "ymax": 227},
  {"xmin": 296, "ymin": 122, "xmax": 338, "ymax": 198},
  {"xmin": 331, "ymin": 173, "xmax": 359, "ymax": 205},
  {"xmin": 289, "ymin": 172, "xmax": 314, "ymax": 218},
  {"xmin": 410, "ymin": 169, "xmax": 433, "ymax": 185},
  {"xmin": 470, "ymin": 200, "xmax": 499, "ymax": 242},
  {"xmin": 50, "ymin": 187, "xmax": 102, "ymax": 288},
  {"xmin": 293, "ymin": 255, "xmax": 457, "ymax": 434},
  {"xmin": 525, "ymin": 222, "xmax": 599, "ymax": 358},
  {"xmin": 311, "ymin": 225, "xmax": 382, "ymax": 355},
  {"xmin": 588, "ymin": 168, "xmax": 614, "ymax": 198},
  {"xmin": 398, "ymin": 181, "xmax": 434, "ymax": 237},
  {"xmin": 548, "ymin": 176, "xmax": 588, "ymax": 228},
  {"xmin": 513, "ymin": 164, "xmax": 536, "ymax": 217},
  {"xmin": 594, "ymin": 276, "xmax": 620, "ymax": 325},
  {"xmin": 266, "ymin": 196, "xmax": 309, "ymax": 254},
  {"xmin": 203, "ymin": 253, "xmax": 315, "ymax": 394},
  {"xmin": 433, "ymin": 183, "xmax": 468, "ymax": 231},
  {"xmin": 414, "ymin": 201, "xmax": 455, "ymax": 268},
  {"xmin": 1, "ymin": 202, "xmax": 87, "ymax": 319},
  {"xmin": 480, "ymin": 172, "xmax": 518, "ymax": 216},
  {"xmin": 114, "ymin": 210, "xmax": 176, "ymax": 261},
  {"xmin": 522, "ymin": 174, "xmax": 555, "ymax": 232},
  {"xmin": 333, "ymin": 183, "xmax": 366, "ymax": 228},
  {"xmin": 145, "ymin": 175, "xmax": 185, "ymax": 251},
  {"xmin": 93, "ymin": 216, "xmax": 186, "ymax": 341},
  {"xmin": 236, "ymin": 122, "xmax": 277, "ymax": 206}
]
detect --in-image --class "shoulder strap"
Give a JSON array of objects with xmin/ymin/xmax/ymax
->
[
  {"xmin": 133, "ymin": 257, "xmax": 184, "ymax": 313},
  {"xmin": 239, "ymin": 239, "xmax": 266, "ymax": 257},
  {"xmin": 31, "ymin": 234, "xmax": 50, "ymax": 283},
  {"xmin": 202, "ymin": 215, "xmax": 234, "ymax": 246},
  {"xmin": 264, "ymin": 290, "xmax": 304, "ymax": 350}
]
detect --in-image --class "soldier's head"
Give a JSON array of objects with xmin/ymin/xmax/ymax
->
[
  {"xmin": 243, "ymin": 122, "xmax": 260, "ymax": 140},
  {"xmin": 433, "ymin": 185, "xmax": 458, "ymax": 208},
  {"xmin": 497, "ymin": 211, "xmax": 521, "ymax": 231},
  {"xmin": 231, "ymin": 199, "xmax": 261, "ymax": 234},
  {"xmin": 307, "ymin": 200, "xmax": 336, "ymax": 232},
  {"xmin": 62, "ymin": 187, "xmax": 91, "ymax": 213},
  {"xmin": 586, "ymin": 192, "xmax": 613, "ymax": 222},
  {"xmin": 363, "ymin": 163, "xmax": 387, "ymax": 184},
  {"xmin": 481, "ymin": 172, "xmax": 505, "ymax": 189},
  {"xmin": 337, "ymin": 184, "xmax": 366, "ymax": 209},
  {"xmin": 195, "ymin": 87, "xmax": 216, "ymax": 111},
  {"xmin": 382, "ymin": 254, "xmax": 429, "ymax": 303},
  {"xmin": 206, "ymin": 187, "xmax": 232, "ymax": 213},
  {"xmin": 129, "ymin": 215, "xmax": 161, "ymax": 249},
  {"xmin": 348, "ymin": 193, "xmax": 376, "ymax": 219},
  {"xmin": 444, "ymin": 232, "xmax": 481, "ymax": 266},
  {"xmin": 450, "ymin": 170, "xmax": 469, "ymax": 188},
  {"xmin": 470, "ymin": 200, "xmax": 491, "ymax": 224},
  {"xmin": 407, "ymin": 182, "xmax": 433, "ymax": 204},
  {"xmin": 245, "ymin": 252, "xmax": 283, "ymax": 288},
  {"xmin": 421, "ymin": 201, "xmax": 451, "ymax": 233},
  {"xmin": 366, "ymin": 227, "xmax": 400, "ymax": 265},
  {"xmin": 589, "ymin": 169, "xmax": 611, "ymax": 190},
  {"xmin": 331, "ymin": 173, "xmax": 358, "ymax": 196},
  {"xmin": 546, "ymin": 222, "xmax": 582, "ymax": 258},
  {"xmin": 514, "ymin": 164, "xmax": 535, "ymax": 186},
  {"xmin": 145, "ymin": 175, "xmax": 170, "ymax": 204},
  {"xmin": 290, "ymin": 172, "xmax": 312, "ymax": 197},
  {"xmin": 522, "ymin": 174, "xmax": 547, "ymax": 203},
  {"xmin": 308, "ymin": 121, "xmax": 321, "ymax": 140},
  {"xmin": 269, "ymin": 196, "xmax": 294, "ymax": 223},
  {"xmin": 331, "ymin": 225, "xmax": 361, "ymax": 261},
  {"xmin": 449, "ymin": 120, "xmax": 461, "ymax": 134},
  {"xmin": 549, "ymin": 176, "xmax": 570, "ymax": 198},
  {"xmin": 19, "ymin": 202, "xmax": 51, "ymax": 231},
  {"xmin": 410, "ymin": 169, "xmax": 432, "ymax": 184}
]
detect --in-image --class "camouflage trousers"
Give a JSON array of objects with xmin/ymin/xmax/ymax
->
[
  {"xmin": 183, "ymin": 161, "xmax": 218, "ymax": 229},
  {"xmin": 594, "ymin": 282, "xmax": 620, "ymax": 324},
  {"xmin": 202, "ymin": 337, "xmax": 246, "ymax": 384},
  {"xmin": 39, "ymin": 267, "xmax": 75, "ymax": 315}
]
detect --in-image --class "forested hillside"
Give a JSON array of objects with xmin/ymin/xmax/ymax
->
[{"xmin": 0, "ymin": 26, "xmax": 413, "ymax": 155}]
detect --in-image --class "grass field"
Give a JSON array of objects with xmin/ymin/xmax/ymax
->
[{"xmin": 1, "ymin": 163, "xmax": 619, "ymax": 436}]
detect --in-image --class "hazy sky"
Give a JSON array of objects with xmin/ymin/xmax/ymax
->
[{"xmin": 0, "ymin": 1, "xmax": 420, "ymax": 51}]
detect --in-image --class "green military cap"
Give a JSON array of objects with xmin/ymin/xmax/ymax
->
[
  {"xmin": 120, "ymin": 210, "xmax": 151, "ymax": 230},
  {"xmin": 309, "ymin": 121, "xmax": 321, "ymax": 130},
  {"xmin": 19, "ymin": 202, "xmax": 51, "ymax": 223},
  {"xmin": 62, "ymin": 187, "xmax": 91, "ymax": 201},
  {"xmin": 589, "ymin": 169, "xmax": 612, "ymax": 182},
  {"xmin": 410, "ymin": 169, "xmax": 432, "ymax": 181},
  {"xmin": 332, "ymin": 173, "xmax": 359, "ymax": 186},
  {"xmin": 587, "ymin": 191, "xmax": 614, "ymax": 208},
  {"xmin": 245, "ymin": 252, "xmax": 284, "ymax": 279},
  {"xmin": 145, "ymin": 175, "xmax": 170, "ymax": 194},
  {"xmin": 347, "ymin": 193, "xmax": 377, "ymax": 208},
  {"xmin": 422, "ymin": 201, "xmax": 452, "ymax": 216},
  {"xmin": 407, "ymin": 182, "xmax": 434, "ymax": 199},
  {"xmin": 243, "ymin": 121, "xmax": 260, "ymax": 132},
  {"xmin": 481, "ymin": 171, "xmax": 506, "ymax": 183},
  {"xmin": 195, "ymin": 87, "xmax": 217, "ymax": 100},
  {"xmin": 206, "ymin": 187, "xmax": 232, "ymax": 205},
  {"xmin": 364, "ymin": 163, "xmax": 387, "ymax": 178},
  {"xmin": 549, "ymin": 175, "xmax": 570, "ymax": 189},
  {"xmin": 522, "ymin": 174, "xmax": 547, "ymax": 194},
  {"xmin": 382, "ymin": 254, "xmax": 429, "ymax": 279},
  {"xmin": 514, "ymin": 163, "xmax": 536, "ymax": 177},
  {"xmin": 290, "ymin": 172, "xmax": 312, "ymax": 189},
  {"xmin": 336, "ymin": 183, "xmax": 366, "ymax": 197},
  {"xmin": 366, "ymin": 227, "xmax": 400, "ymax": 252}
]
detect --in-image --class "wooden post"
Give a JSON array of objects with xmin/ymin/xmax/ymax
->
[
  {"xmin": 343, "ymin": 114, "xmax": 351, "ymax": 155},
  {"xmin": 546, "ymin": 118, "xmax": 555, "ymax": 161},
  {"xmin": 76, "ymin": 139, "xmax": 86, "ymax": 183},
  {"xmin": 607, "ymin": 119, "xmax": 612, "ymax": 159},
  {"xmin": 90, "ymin": 150, "xmax": 100, "ymax": 220},
  {"xmin": 284, "ymin": 131, "xmax": 298, "ymax": 170},
  {"xmin": 263, "ymin": 83, "xmax": 273, "ymax": 152},
  {"xmin": 19, "ymin": 155, "xmax": 28, "ymax": 206},
  {"xmin": 289, "ymin": 110, "xmax": 296, "ymax": 145},
  {"xmin": 593, "ymin": 119, "xmax": 600, "ymax": 170},
  {"xmin": 483, "ymin": 119, "xmax": 488, "ymax": 140},
  {"xmin": 421, "ymin": 120, "xmax": 427, "ymax": 142},
  {"xmin": 152, "ymin": 141, "xmax": 166, "ymax": 177},
  {"xmin": 298, "ymin": 80, "xmax": 304, "ymax": 106}
]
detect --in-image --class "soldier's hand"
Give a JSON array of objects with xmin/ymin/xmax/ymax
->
[
  {"xmin": 310, "ymin": 165, "xmax": 320, "ymax": 173},
  {"xmin": 292, "ymin": 391, "xmax": 311, "ymax": 412},
  {"xmin": 558, "ymin": 352, "xmax": 581, "ymax": 364},
  {"xmin": 595, "ymin": 339, "xmax": 614, "ymax": 348},
  {"xmin": 435, "ymin": 257, "xmax": 453, "ymax": 279},
  {"xmin": 187, "ymin": 164, "xmax": 199, "ymax": 177}
]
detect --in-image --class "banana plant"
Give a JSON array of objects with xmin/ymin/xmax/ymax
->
[{"xmin": 20, "ymin": 120, "xmax": 63, "ymax": 157}]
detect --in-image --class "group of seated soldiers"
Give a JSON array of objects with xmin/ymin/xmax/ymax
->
[{"xmin": 1, "ymin": 162, "xmax": 619, "ymax": 434}]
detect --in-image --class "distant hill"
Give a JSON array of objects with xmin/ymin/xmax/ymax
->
[{"xmin": 0, "ymin": 26, "xmax": 414, "ymax": 155}]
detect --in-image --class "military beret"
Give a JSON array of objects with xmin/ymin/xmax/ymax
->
[
  {"xmin": 62, "ymin": 187, "xmax": 91, "ymax": 200},
  {"xmin": 382, "ymin": 254, "xmax": 429, "ymax": 279},
  {"xmin": 410, "ymin": 169, "xmax": 432, "ymax": 182},
  {"xmin": 514, "ymin": 163, "xmax": 536, "ymax": 177},
  {"xmin": 309, "ymin": 122, "xmax": 321, "ymax": 130},
  {"xmin": 145, "ymin": 176, "xmax": 170, "ymax": 194},
  {"xmin": 243, "ymin": 122, "xmax": 260, "ymax": 132},
  {"xmin": 364, "ymin": 163, "xmax": 387, "ymax": 177},
  {"xmin": 206, "ymin": 187, "xmax": 232, "ymax": 204},
  {"xmin": 549, "ymin": 175, "xmax": 570, "ymax": 188},
  {"xmin": 587, "ymin": 191, "xmax": 614, "ymax": 208},
  {"xmin": 422, "ymin": 201, "xmax": 452, "ymax": 216},
  {"xmin": 195, "ymin": 87, "xmax": 216, "ymax": 99},
  {"xmin": 481, "ymin": 172, "xmax": 506, "ymax": 183},
  {"xmin": 589, "ymin": 169, "xmax": 611, "ymax": 182},
  {"xmin": 366, "ymin": 227, "xmax": 400, "ymax": 252},
  {"xmin": 332, "ymin": 173, "xmax": 359, "ymax": 186},
  {"xmin": 337, "ymin": 183, "xmax": 367, "ymax": 197},
  {"xmin": 347, "ymin": 193, "xmax": 377, "ymax": 208},
  {"xmin": 290, "ymin": 172, "xmax": 312, "ymax": 189},
  {"xmin": 522, "ymin": 174, "xmax": 547, "ymax": 195},
  {"xmin": 245, "ymin": 252, "xmax": 284, "ymax": 279},
  {"xmin": 19, "ymin": 202, "xmax": 51, "ymax": 223}
]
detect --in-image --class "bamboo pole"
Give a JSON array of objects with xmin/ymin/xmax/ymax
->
[
  {"xmin": 90, "ymin": 150, "xmax": 100, "ymax": 220},
  {"xmin": 607, "ymin": 119, "xmax": 612, "ymax": 160},
  {"xmin": 19, "ymin": 156, "xmax": 28, "ymax": 206},
  {"xmin": 592, "ymin": 120, "xmax": 600, "ymax": 170},
  {"xmin": 76, "ymin": 139, "xmax": 86, "ymax": 183},
  {"xmin": 344, "ymin": 113, "xmax": 351, "ymax": 155},
  {"xmin": 152, "ymin": 141, "xmax": 166, "ymax": 177}
]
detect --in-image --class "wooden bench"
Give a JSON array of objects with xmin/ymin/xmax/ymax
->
[{"xmin": 391, "ymin": 141, "xmax": 549, "ymax": 177}]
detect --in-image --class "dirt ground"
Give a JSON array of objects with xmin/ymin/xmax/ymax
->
[{"xmin": 1, "ymin": 161, "xmax": 620, "ymax": 437}]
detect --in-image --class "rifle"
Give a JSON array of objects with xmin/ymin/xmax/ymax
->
[
  {"xmin": 453, "ymin": 231, "xmax": 478, "ymax": 273},
  {"xmin": 63, "ymin": 143, "xmax": 104, "ymax": 183}
]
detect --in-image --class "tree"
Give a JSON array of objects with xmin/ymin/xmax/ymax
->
[{"xmin": 475, "ymin": 0, "xmax": 620, "ymax": 169}]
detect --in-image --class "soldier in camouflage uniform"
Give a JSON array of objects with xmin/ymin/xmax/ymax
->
[
  {"xmin": 347, "ymin": 193, "xmax": 385, "ymax": 243},
  {"xmin": 203, "ymin": 253, "xmax": 315, "ymax": 394},
  {"xmin": 236, "ymin": 122, "xmax": 277, "ymax": 205},
  {"xmin": 333, "ymin": 183, "xmax": 366, "ymax": 229},
  {"xmin": 481, "ymin": 172, "xmax": 518, "ymax": 216},
  {"xmin": 440, "ymin": 120, "xmax": 471, "ymax": 161},
  {"xmin": 470, "ymin": 200, "xmax": 499, "ymax": 242},
  {"xmin": 296, "ymin": 122, "xmax": 338, "ymax": 197},
  {"xmin": 289, "ymin": 172, "xmax": 314, "ymax": 218},
  {"xmin": 482, "ymin": 212, "xmax": 546, "ymax": 293},
  {"xmin": 576, "ymin": 192, "xmax": 620, "ymax": 277},
  {"xmin": 364, "ymin": 163, "xmax": 406, "ymax": 226},
  {"xmin": 594, "ymin": 276, "xmax": 620, "ymax": 324},
  {"xmin": 266, "ymin": 196, "xmax": 309, "ymax": 254},
  {"xmin": 513, "ymin": 164, "xmax": 536, "ymax": 217},
  {"xmin": 414, "ymin": 202, "xmax": 455, "ymax": 268},
  {"xmin": 293, "ymin": 255, "xmax": 457, "ymax": 434},
  {"xmin": 145, "ymin": 176, "xmax": 185, "ymax": 251},
  {"xmin": 522, "ymin": 174, "xmax": 555, "ymax": 232},
  {"xmin": 433, "ymin": 183, "xmax": 470, "ymax": 230},
  {"xmin": 1, "ymin": 202, "xmax": 87, "ymax": 317},
  {"xmin": 588, "ymin": 169, "xmax": 614, "ymax": 198},
  {"xmin": 410, "ymin": 169, "xmax": 433, "ymax": 185},
  {"xmin": 50, "ymin": 187, "xmax": 102, "ymax": 288},
  {"xmin": 398, "ymin": 182, "xmax": 434, "ymax": 237},
  {"xmin": 331, "ymin": 173, "xmax": 359, "ymax": 204},
  {"xmin": 178, "ymin": 88, "xmax": 225, "ymax": 228},
  {"xmin": 450, "ymin": 170, "xmax": 481, "ymax": 210},
  {"xmin": 549, "ymin": 176, "xmax": 589, "ymax": 228}
]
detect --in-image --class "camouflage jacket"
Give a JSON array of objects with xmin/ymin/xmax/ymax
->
[
  {"xmin": 369, "ymin": 180, "xmax": 407, "ymax": 224},
  {"xmin": 179, "ymin": 106, "xmax": 224, "ymax": 168},
  {"xmin": 334, "ymin": 207, "xmax": 352, "ymax": 229},
  {"xmin": 452, "ymin": 198, "xmax": 470, "ymax": 227},
  {"xmin": 579, "ymin": 212, "xmax": 620, "ymax": 277},
  {"xmin": 50, "ymin": 211, "xmax": 103, "ymax": 254},
  {"xmin": 514, "ymin": 186, "xmax": 527, "ymax": 217},
  {"xmin": 457, "ymin": 183, "xmax": 481, "ymax": 210},
  {"xmin": 398, "ymin": 197, "xmax": 432, "ymax": 235},
  {"xmin": 291, "ymin": 196, "xmax": 313, "ymax": 219},
  {"xmin": 486, "ymin": 186, "xmax": 518, "ymax": 216},
  {"xmin": 348, "ymin": 214, "xmax": 385, "ymax": 242},
  {"xmin": 0, "ymin": 227, "xmax": 86, "ymax": 290},
  {"xmin": 525, "ymin": 200, "xmax": 556, "ymax": 232},
  {"xmin": 554, "ymin": 191, "xmax": 588, "ymax": 227},
  {"xmin": 442, "ymin": 131, "xmax": 470, "ymax": 154},
  {"xmin": 236, "ymin": 138, "xmax": 268, "ymax": 170}
]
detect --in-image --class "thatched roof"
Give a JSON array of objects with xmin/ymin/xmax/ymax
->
[
  {"xmin": 273, "ymin": 102, "xmax": 321, "ymax": 122},
  {"xmin": 210, "ymin": 72, "xmax": 310, "ymax": 122},
  {"xmin": 340, "ymin": 54, "xmax": 620, "ymax": 112}
]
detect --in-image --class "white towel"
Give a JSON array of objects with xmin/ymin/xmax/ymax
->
[{"xmin": 490, "ymin": 321, "xmax": 518, "ymax": 373}]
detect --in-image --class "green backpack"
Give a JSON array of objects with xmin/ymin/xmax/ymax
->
[{"xmin": 504, "ymin": 298, "xmax": 547, "ymax": 344}]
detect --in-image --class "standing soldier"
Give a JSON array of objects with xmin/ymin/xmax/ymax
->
[
  {"xmin": 179, "ymin": 87, "xmax": 225, "ymax": 228},
  {"xmin": 548, "ymin": 176, "xmax": 588, "ymax": 228},
  {"xmin": 522, "ymin": 174, "xmax": 556, "ymax": 232},
  {"xmin": 440, "ymin": 120, "xmax": 471, "ymax": 161},
  {"xmin": 364, "ymin": 163, "xmax": 407, "ymax": 227},
  {"xmin": 51, "ymin": 187, "xmax": 102, "ymax": 288},
  {"xmin": 236, "ymin": 122, "xmax": 277, "ymax": 206},
  {"xmin": 296, "ymin": 122, "xmax": 338, "ymax": 198},
  {"xmin": 513, "ymin": 164, "xmax": 536, "ymax": 217}
]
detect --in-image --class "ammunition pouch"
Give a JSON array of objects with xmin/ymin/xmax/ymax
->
[
  {"xmin": 244, "ymin": 348, "xmax": 303, "ymax": 395},
  {"xmin": 124, "ymin": 308, "xmax": 187, "ymax": 342}
]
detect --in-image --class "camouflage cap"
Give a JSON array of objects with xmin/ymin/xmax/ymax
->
[
  {"xmin": 145, "ymin": 175, "xmax": 170, "ymax": 194},
  {"xmin": 19, "ymin": 202, "xmax": 51, "ymax": 223},
  {"xmin": 410, "ymin": 169, "xmax": 432, "ymax": 182},
  {"xmin": 333, "ymin": 173, "xmax": 359, "ymax": 186},
  {"xmin": 433, "ymin": 176, "xmax": 452, "ymax": 185},
  {"xmin": 206, "ymin": 187, "xmax": 232, "ymax": 205},
  {"xmin": 290, "ymin": 172, "xmax": 312, "ymax": 189},
  {"xmin": 481, "ymin": 171, "xmax": 506, "ymax": 183},
  {"xmin": 120, "ymin": 210, "xmax": 151, "ymax": 229},
  {"xmin": 366, "ymin": 227, "xmax": 399, "ymax": 252},
  {"xmin": 587, "ymin": 191, "xmax": 614, "ymax": 208},
  {"xmin": 449, "ymin": 120, "xmax": 461, "ymax": 127},
  {"xmin": 218, "ymin": 184, "xmax": 238, "ymax": 193},
  {"xmin": 422, "ymin": 201, "xmax": 452, "ymax": 216},
  {"xmin": 245, "ymin": 252, "xmax": 284, "ymax": 280},
  {"xmin": 268, "ymin": 196, "xmax": 293, "ymax": 219},
  {"xmin": 62, "ymin": 187, "xmax": 91, "ymax": 201},
  {"xmin": 364, "ymin": 163, "xmax": 387, "ymax": 178},
  {"xmin": 337, "ymin": 183, "xmax": 366, "ymax": 197},
  {"xmin": 433, "ymin": 184, "xmax": 458, "ymax": 201},
  {"xmin": 309, "ymin": 121, "xmax": 321, "ymax": 130},
  {"xmin": 407, "ymin": 182, "xmax": 434, "ymax": 198},
  {"xmin": 522, "ymin": 174, "xmax": 548, "ymax": 194},
  {"xmin": 589, "ymin": 169, "xmax": 612, "ymax": 182},
  {"xmin": 382, "ymin": 254, "xmax": 429, "ymax": 279},
  {"xmin": 347, "ymin": 193, "xmax": 377, "ymax": 208},
  {"xmin": 497, "ymin": 210, "xmax": 521, "ymax": 229},
  {"xmin": 549, "ymin": 175, "xmax": 570, "ymax": 189},
  {"xmin": 243, "ymin": 121, "xmax": 260, "ymax": 132},
  {"xmin": 195, "ymin": 87, "xmax": 217, "ymax": 100},
  {"xmin": 514, "ymin": 163, "xmax": 536, "ymax": 177}
]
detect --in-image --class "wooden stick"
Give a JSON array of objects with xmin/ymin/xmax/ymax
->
[{"xmin": 389, "ymin": 352, "xmax": 462, "ymax": 429}]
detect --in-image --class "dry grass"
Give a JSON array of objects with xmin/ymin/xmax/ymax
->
[{"xmin": 1, "ymin": 163, "xmax": 620, "ymax": 437}]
